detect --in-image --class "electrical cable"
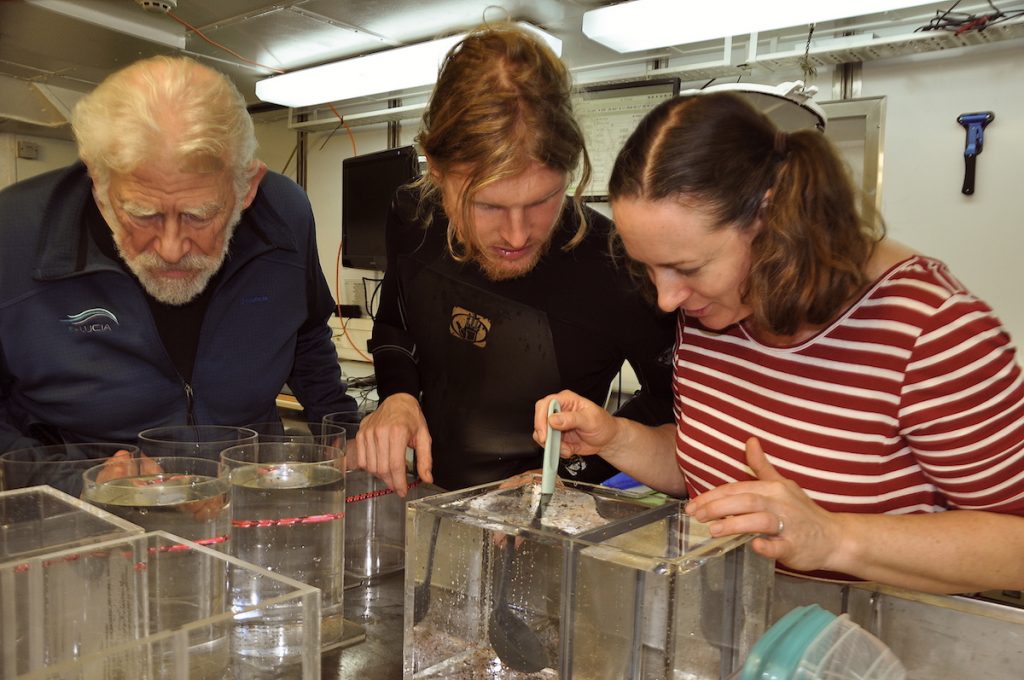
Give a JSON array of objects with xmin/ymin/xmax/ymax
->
[
  {"xmin": 334, "ymin": 235, "xmax": 373, "ymax": 362},
  {"xmin": 280, "ymin": 142, "xmax": 299, "ymax": 176},
  {"xmin": 362, "ymin": 276, "xmax": 385, "ymax": 322},
  {"xmin": 319, "ymin": 124, "xmax": 343, "ymax": 151},
  {"xmin": 323, "ymin": 112, "xmax": 372, "ymax": 363},
  {"xmin": 925, "ymin": 0, "xmax": 965, "ymax": 30},
  {"xmin": 799, "ymin": 23, "xmax": 817, "ymax": 82},
  {"xmin": 167, "ymin": 12, "xmax": 284, "ymax": 73},
  {"xmin": 915, "ymin": 0, "xmax": 1023, "ymax": 33},
  {"xmin": 370, "ymin": 279, "xmax": 384, "ymax": 321},
  {"xmin": 361, "ymin": 277, "xmax": 373, "ymax": 316},
  {"xmin": 330, "ymin": 104, "xmax": 359, "ymax": 156}
]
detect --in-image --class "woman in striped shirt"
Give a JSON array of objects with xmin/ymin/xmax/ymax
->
[{"xmin": 534, "ymin": 92, "xmax": 1024, "ymax": 594}]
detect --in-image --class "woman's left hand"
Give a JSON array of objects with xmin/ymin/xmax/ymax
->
[{"xmin": 684, "ymin": 437, "xmax": 843, "ymax": 572}]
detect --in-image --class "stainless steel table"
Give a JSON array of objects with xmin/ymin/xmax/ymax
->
[{"xmin": 322, "ymin": 571, "xmax": 406, "ymax": 679}]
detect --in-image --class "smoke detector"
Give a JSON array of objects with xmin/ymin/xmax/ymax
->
[{"xmin": 135, "ymin": 0, "xmax": 177, "ymax": 13}]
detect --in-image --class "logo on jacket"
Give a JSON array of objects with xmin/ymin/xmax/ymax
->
[
  {"xmin": 62, "ymin": 308, "xmax": 119, "ymax": 334},
  {"xmin": 450, "ymin": 305, "xmax": 491, "ymax": 348}
]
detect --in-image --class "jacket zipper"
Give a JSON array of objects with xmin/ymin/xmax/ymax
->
[{"xmin": 183, "ymin": 381, "xmax": 197, "ymax": 425}]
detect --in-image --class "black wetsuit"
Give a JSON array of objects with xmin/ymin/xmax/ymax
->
[{"xmin": 369, "ymin": 187, "xmax": 676, "ymax": 489}]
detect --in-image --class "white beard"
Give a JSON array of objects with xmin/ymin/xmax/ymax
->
[
  {"xmin": 121, "ymin": 247, "xmax": 227, "ymax": 306},
  {"xmin": 96, "ymin": 189, "xmax": 242, "ymax": 306}
]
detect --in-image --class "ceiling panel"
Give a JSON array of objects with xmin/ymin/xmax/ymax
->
[
  {"xmin": 303, "ymin": 0, "xmax": 557, "ymax": 43},
  {"xmin": 1, "ymin": 0, "xmax": 1020, "ymax": 142},
  {"xmin": 0, "ymin": 0, "xmax": 611, "ymax": 101},
  {"xmin": 0, "ymin": 2, "xmax": 168, "ymax": 90},
  {"xmin": 186, "ymin": 8, "xmax": 390, "ymax": 72}
]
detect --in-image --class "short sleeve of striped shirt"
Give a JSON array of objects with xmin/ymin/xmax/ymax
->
[{"xmin": 898, "ymin": 259, "xmax": 1024, "ymax": 513}]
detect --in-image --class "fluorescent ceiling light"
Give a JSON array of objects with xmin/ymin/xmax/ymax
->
[
  {"xmin": 25, "ymin": 0, "xmax": 186, "ymax": 49},
  {"xmin": 583, "ymin": 0, "xmax": 936, "ymax": 52},
  {"xmin": 256, "ymin": 22, "xmax": 562, "ymax": 108}
]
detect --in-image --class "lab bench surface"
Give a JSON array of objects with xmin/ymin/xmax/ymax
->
[{"xmin": 323, "ymin": 570, "xmax": 405, "ymax": 679}]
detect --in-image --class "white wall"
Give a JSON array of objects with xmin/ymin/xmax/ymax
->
[
  {"xmin": 253, "ymin": 118, "xmax": 298, "ymax": 183},
  {"xmin": 258, "ymin": 120, "xmax": 419, "ymax": 315},
  {"xmin": 305, "ymin": 123, "xmax": 386, "ymax": 304},
  {"xmin": 0, "ymin": 133, "xmax": 78, "ymax": 188},
  {"xmin": 861, "ymin": 39, "xmax": 1022, "ymax": 342}
]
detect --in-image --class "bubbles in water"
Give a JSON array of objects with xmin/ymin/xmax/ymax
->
[{"xmin": 255, "ymin": 465, "xmax": 310, "ymax": 489}]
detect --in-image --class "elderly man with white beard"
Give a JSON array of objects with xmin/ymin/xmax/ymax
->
[{"xmin": 0, "ymin": 55, "xmax": 356, "ymax": 453}]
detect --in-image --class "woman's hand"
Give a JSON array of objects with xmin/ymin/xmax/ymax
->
[
  {"xmin": 534, "ymin": 390, "xmax": 685, "ymax": 497},
  {"xmin": 684, "ymin": 437, "xmax": 843, "ymax": 572},
  {"xmin": 533, "ymin": 390, "xmax": 621, "ymax": 458}
]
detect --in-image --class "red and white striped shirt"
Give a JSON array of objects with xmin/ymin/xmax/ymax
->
[{"xmin": 673, "ymin": 256, "xmax": 1024, "ymax": 516}]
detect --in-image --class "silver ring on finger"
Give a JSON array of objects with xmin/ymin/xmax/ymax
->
[{"xmin": 776, "ymin": 516, "xmax": 785, "ymax": 536}]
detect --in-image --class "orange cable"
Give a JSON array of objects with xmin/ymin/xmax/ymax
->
[
  {"xmin": 327, "ymin": 104, "xmax": 359, "ymax": 157},
  {"xmin": 334, "ymin": 237, "xmax": 373, "ymax": 363},
  {"xmin": 325, "ymin": 105, "xmax": 371, "ymax": 362},
  {"xmin": 168, "ymin": 12, "xmax": 285, "ymax": 74}
]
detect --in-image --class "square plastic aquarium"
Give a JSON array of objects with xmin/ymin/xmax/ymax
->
[
  {"xmin": 0, "ymin": 485, "xmax": 143, "ymax": 563},
  {"xmin": 1, "ymin": 530, "xmax": 322, "ymax": 680},
  {"xmin": 403, "ymin": 477, "xmax": 774, "ymax": 679},
  {"xmin": 573, "ymin": 505, "xmax": 774, "ymax": 679}
]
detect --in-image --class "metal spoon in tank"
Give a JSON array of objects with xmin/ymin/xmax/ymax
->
[
  {"xmin": 488, "ymin": 533, "xmax": 551, "ymax": 672},
  {"xmin": 487, "ymin": 399, "xmax": 561, "ymax": 672},
  {"xmin": 412, "ymin": 515, "xmax": 441, "ymax": 625}
]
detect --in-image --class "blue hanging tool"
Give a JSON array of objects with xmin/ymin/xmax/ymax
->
[{"xmin": 956, "ymin": 111, "xmax": 994, "ymax": 195}]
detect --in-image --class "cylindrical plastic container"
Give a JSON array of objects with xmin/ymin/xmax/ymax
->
[
  {"xmin": 795, "ymin": 613, "xmax": 906, "ymax": 680},
  {"xmin": 741, "ymin": 605, "xmax": 906, "ymax": 680}
]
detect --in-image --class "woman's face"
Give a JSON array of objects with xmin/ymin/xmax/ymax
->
[{"xmin": 612, "ymin": 196, "xmax": 756, "ymax": 330}]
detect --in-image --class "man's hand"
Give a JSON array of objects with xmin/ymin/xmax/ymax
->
[
  {"xmin": 349, "ymin": 393, "xmax": 433, "ymax": 496},
  {"xmin": 95, "ymin": 449, "xmax": 162, "ymax": 483},
  {"xmin": 93, "ymin": 451, "xmax": 226, "ymax": 523}
]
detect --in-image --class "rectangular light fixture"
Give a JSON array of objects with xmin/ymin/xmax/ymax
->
[
  {"xmin": 256, "ymin": 22, "xmax": 562, "ymax": 108},
  {"xmin": 583, "ymin": 0, "xmax": 937, "ymax": 53},
  {"xmin": 25, "ymin": 0, "xmax": 186, "ymax": 50}
]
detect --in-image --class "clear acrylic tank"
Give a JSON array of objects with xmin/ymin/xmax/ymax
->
[
  {"xmin": 0, "ymin": 485, "xmax": 143, "ymax": 562},
  {"xmin": 1, "ymin": 530, "xmax": 321, "ymax": 680},
  {"xmin": 574, "ymin": 506, "xmax": 774, "ymax": 679},
  {"xmin": 403, "ymin": 477, "xmax": 773, "ymax": 679}
]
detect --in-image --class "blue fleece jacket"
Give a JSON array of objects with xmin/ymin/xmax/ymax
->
[{"xmin": 0, "ymin": 162, "xmax": 355, "ymax": 452}]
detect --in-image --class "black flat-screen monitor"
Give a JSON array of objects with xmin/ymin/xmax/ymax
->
[{"xmin": 341, "ymin": 145, "xmax": 420, "ymax": 270}]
